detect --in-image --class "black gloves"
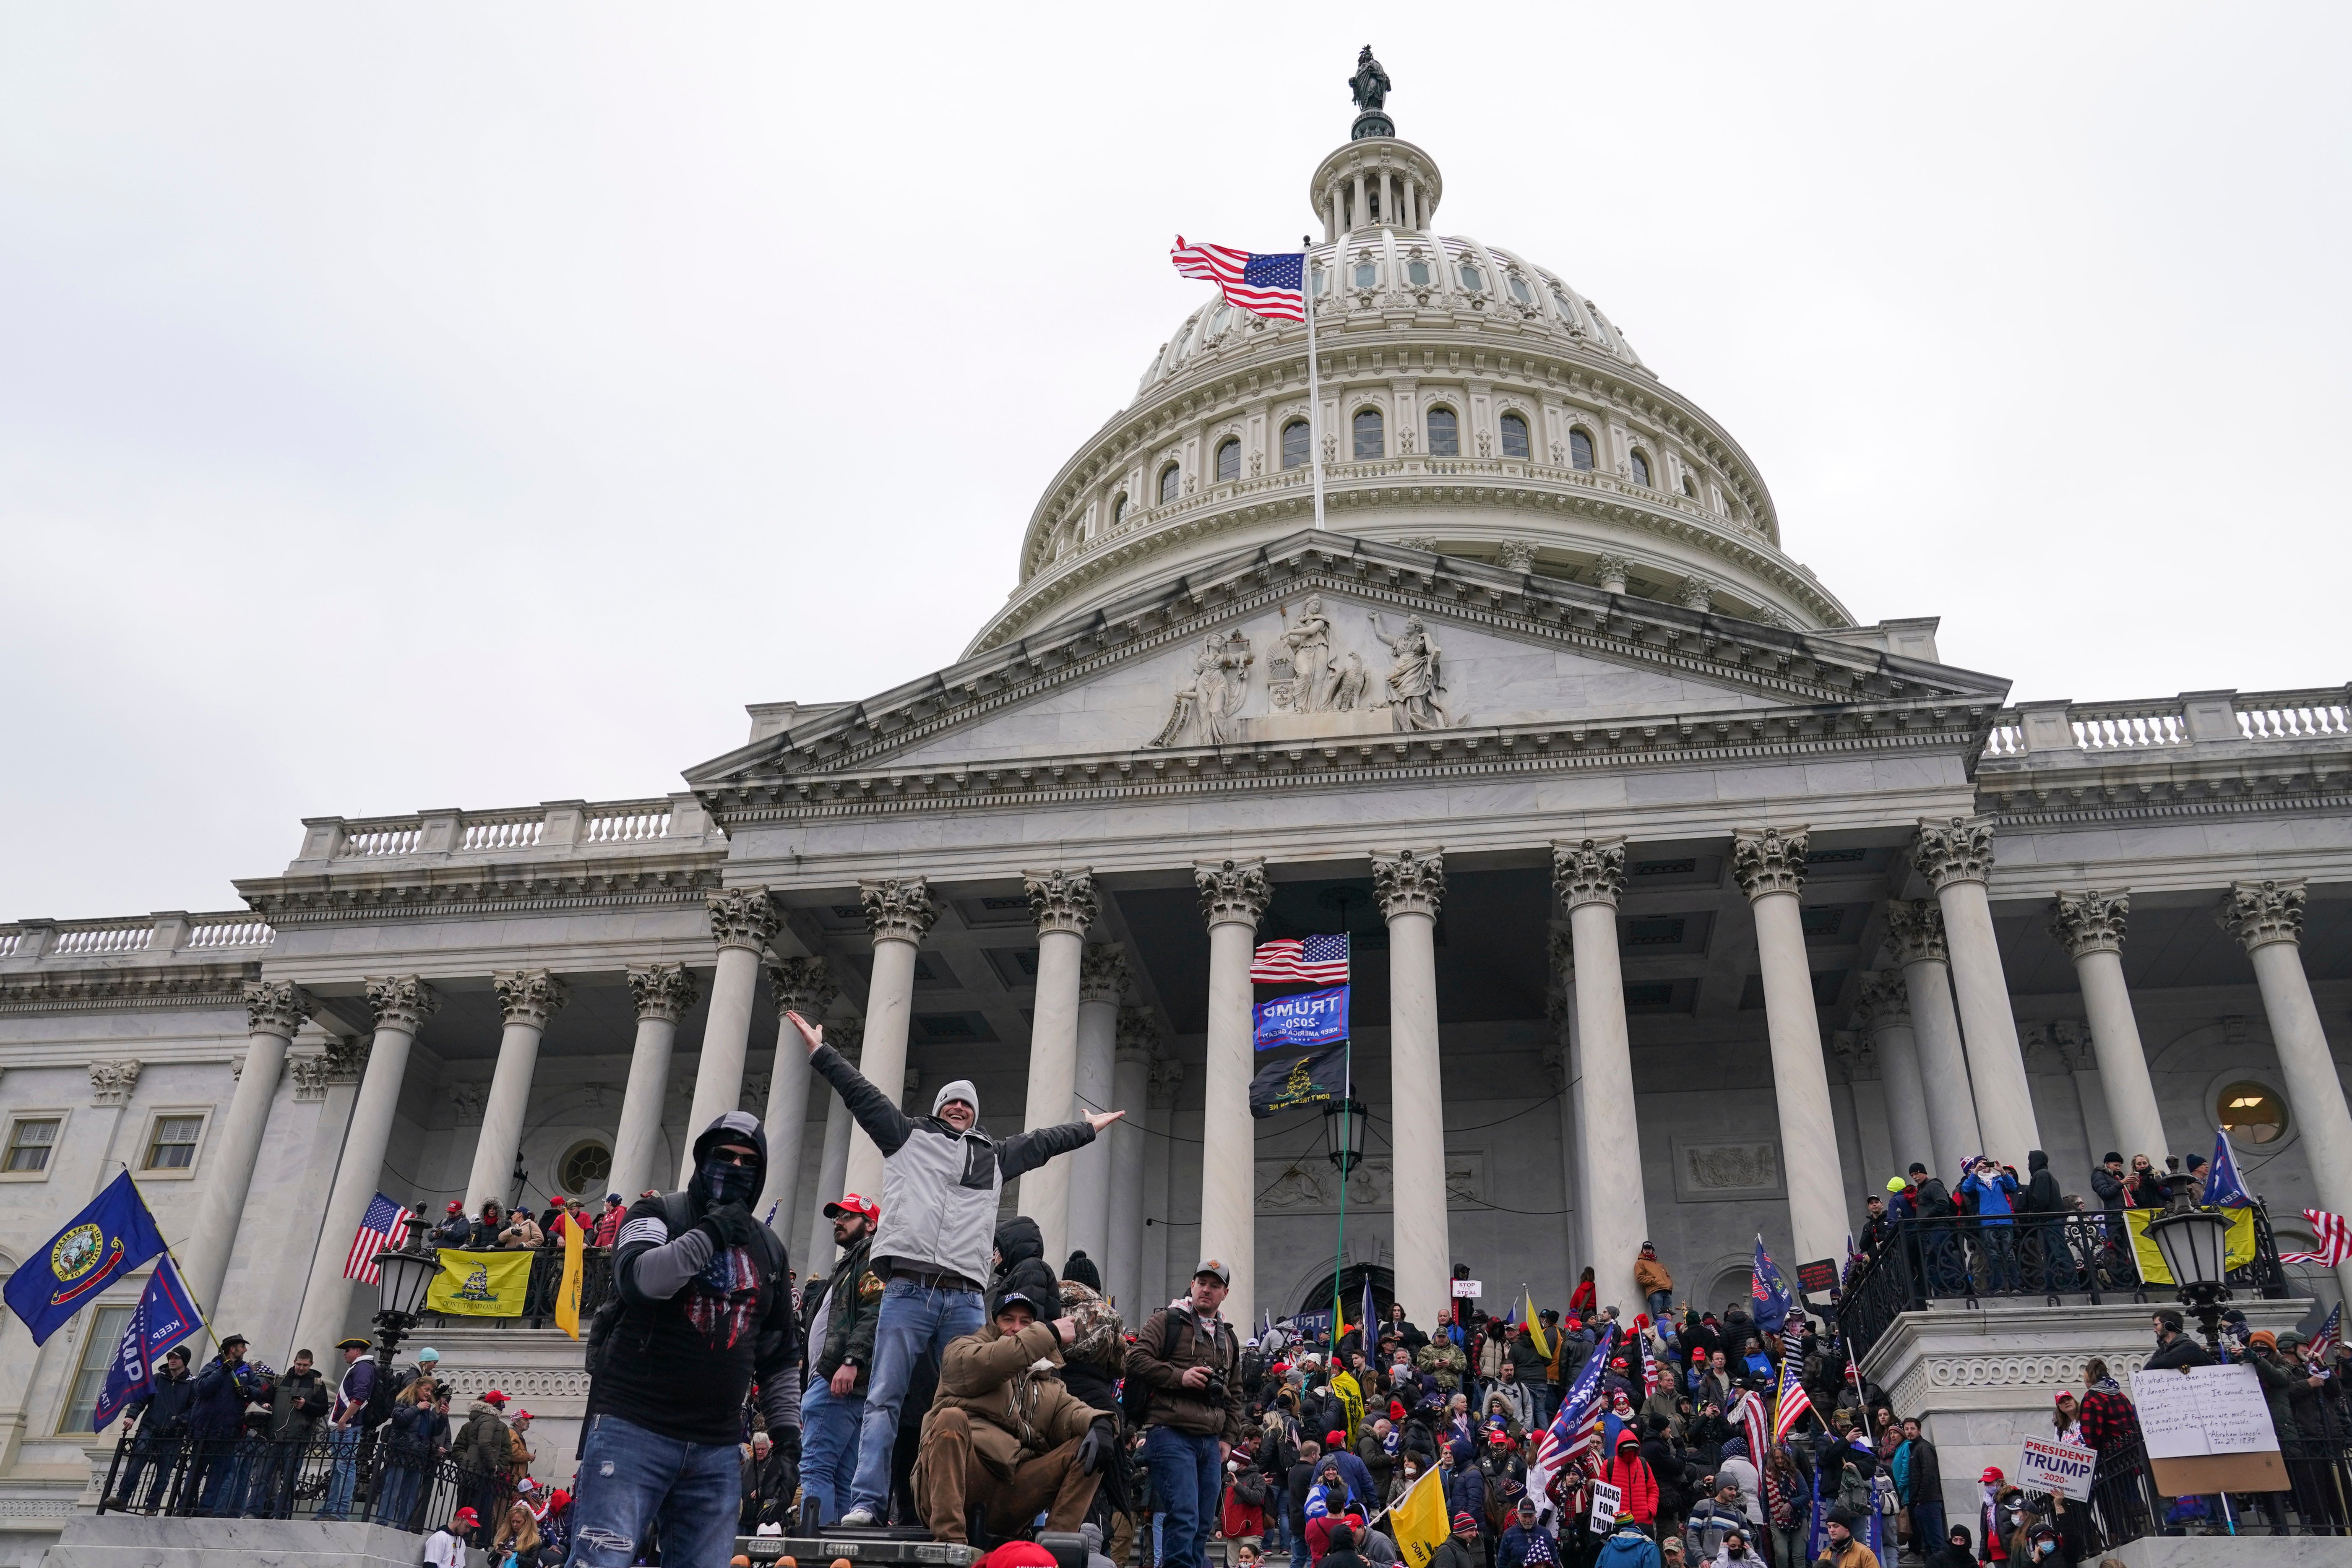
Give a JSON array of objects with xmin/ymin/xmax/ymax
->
[
  {"xmin": 697, "ymin": 1202, "xmax": 761, "ymax": 1251},
  {"xmin": 1078, "ymin": 1416, "xmax": 1118, "ymax": 1475}
]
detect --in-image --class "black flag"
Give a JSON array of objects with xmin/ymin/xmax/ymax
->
[{"xmin": 1249, "ymin": 1041, "xmax": 1349, "ymax": 1118}]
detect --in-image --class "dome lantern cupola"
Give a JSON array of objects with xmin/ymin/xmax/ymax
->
[{"xmin": 1315, "ymin": 46, "xmax": 1440, "ymax": 238}]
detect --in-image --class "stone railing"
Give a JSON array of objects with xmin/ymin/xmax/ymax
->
[
  {"xmin": 0, "ymin": 912, "xmax": 275, "ymax": 966},
  {"xmin": 1983, "ymin": 686, "xmax": 2352, "ymax": 763},
  {"xmin": 296, "ymin": 794, "xmax": 709, "ymax": 865}
]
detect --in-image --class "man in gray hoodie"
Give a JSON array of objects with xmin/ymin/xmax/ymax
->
[{"xmin": 787, "ymin": 1008, "xmax": 1122, "ymax": 1525}]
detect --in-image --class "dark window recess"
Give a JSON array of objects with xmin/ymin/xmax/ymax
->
[
  {"xmin": 918, "ymin": 1013, "xmax": 981, "ymax": 1040},
  {"xmin": 1800, "ymin": 908, "xmax": 1846, "ymax": 938},
  {"xmin": 1005, "ymin": 948, "xmax": 1039, "ymax": 977},
  {"xmin": 980, "ymin": 896, "xmax": 1028, "ymax": 911},
  {"xmin": 831, "ymin": 904, "xmax": 863, "ymax": 919},
  {"xmin": 1738, "ymin": 971, "xmax": 1849, "ymax": 1010},
  {"xmin": 911, "ymin": 954, "xmax": 956, "ymax": 988},
  {"xmin": 1623, "ymin": 982, "xmax": 1676, "ymax": 1008},
  {"xmin": 1804, "ymin": 849, "xmax": 1867, "ymax": 865},
  {"xmin": 1624, "ymin": 917, "xmax": 1686, "ymax": 946},
  {"xmin": 1632, "ymin": 858, "xmax": 1697, "ymax": 876}
]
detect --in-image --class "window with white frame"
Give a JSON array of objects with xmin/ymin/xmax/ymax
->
[
  {"xmin": 4, "ymin": 1116, "xmax": 59, "ymax": 1175},
  {"xmin": 143, "ymin": 1115, "xmax": 203, "ymax": 1172},
  {"xmin": 61, "ymin": 1303, "xmax": 135, "ymax": 1433}
]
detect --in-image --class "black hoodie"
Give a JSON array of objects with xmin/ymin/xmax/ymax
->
[
  {"xmin": 2020, "ymin": 1152, "xmax": 2063, "ymax": 1216},
  {"xmin": 594, "ymin": 1111, "xmax": 800, "ymax": 1445}
]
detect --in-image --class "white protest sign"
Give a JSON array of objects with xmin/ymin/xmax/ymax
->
[
  {"xmin": 1453, "ymin": 1279, "xmax": 1483, "ymax": 1297},
  {"xmin": 2128, "ymin": 1362, "xmax": 2278, "ymax": 1457},
  {"xmin": 1589, "ymin": 1480, "xmax": 1623, "ymax": 1535},
  {"xmin": 2015, "ymin": 1438, "xmax": 2095, "ymax": 1501}
]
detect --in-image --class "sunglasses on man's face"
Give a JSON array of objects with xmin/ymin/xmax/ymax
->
[{"xmin": 710, "ymin": 1149, "xmax": 758, "ymax": 1167}]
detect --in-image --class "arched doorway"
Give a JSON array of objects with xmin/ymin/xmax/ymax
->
[{"xmin": 1298, "ymin": 1264, "xmax": 1395, "ymax": 1323}]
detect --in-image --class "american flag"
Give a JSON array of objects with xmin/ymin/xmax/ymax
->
[
  {"xmin": 2282, "ymin": 1209, "xmax": 2352, "ymax": 1266},
  {"xmin": 1250, "ymin": 934, "xmax": 1349, "ymax": 985},
  {"xmin": 1528, "ymin": 1323, "xmax": 1616, "ymax": 1506},
  {"xmin": 343, "ymin": 1192, "xmax": 412, "ymax": 1284},
  {"xmin": 2314, "ymin": 1303, "xmax": 2343, "ymax": 1357},
  {"xmin": 1169, "ymin": 238, "xmax": 1306, "ymax": 322},
  {"xmin": 1638, "ymin": 1327, "xmax": 1660, "ymax": 1396},
  {"xmin": 1769, "ymin": 1342, "xmax": 1813, "ymax": 1441},
  {"xmin": 1732, "ymin": 1389, "xmax": 1769, "ymax": 1465}
]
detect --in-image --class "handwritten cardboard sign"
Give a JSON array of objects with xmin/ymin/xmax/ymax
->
[
  {"xmin": 2015, "ymin": 1438, "xmax": 2096, "ymax": 1500},
  {"xmin": 2128, "ymin": 1362, "xmax": 2278, "ymax": 1457},
  {"xmin": 1590, "ymin": 1480, "xmax": 1623, "ymax": 1535}
]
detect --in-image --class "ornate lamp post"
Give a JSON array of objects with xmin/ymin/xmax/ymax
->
[
  {"xmin": 2144, "ymin": 1171, "xmax": 2234, "ymax": 1350},
  {"xmin": 1321, "ymin": 1096, "xmax": 1369, "ymax": 1355},
  {"xmin": 371, "ymin": 1248, "xmax": 443, "ymax": 1362}
]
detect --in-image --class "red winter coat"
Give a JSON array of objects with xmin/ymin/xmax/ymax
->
[{"xmin": 1599, "ymin": 1451, "xmax": 1659, "ymax": 1524}]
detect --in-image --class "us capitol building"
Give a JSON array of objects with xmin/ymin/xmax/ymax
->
[{"xmin": 3, "ymin": 62, "xmax": 2349, "ymax": 1554}]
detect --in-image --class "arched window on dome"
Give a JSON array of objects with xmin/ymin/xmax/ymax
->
[
  {"xmin": 1216, "ymin": 438, "xmax": 1240, "ymax": 483},
  {"xmin": 1159, "ymin": 464, "xmax": 1181, "ymax": 504},
  {"xmin": 1281, "ymin": 419, "xmax": 1310, "ymax": 471},
  {"xmin": 1499, "ymin": 413, "xmax": 1530, "ymax": 460},
  {"xmin": 1630, "ymin": 449, "xmax": 1652, "ymax": 487},
  {"xmin": 1352, "ymin": 407, "xmax": 1385, "ymax": 461},
  {"xmin": 1457, "ymin": 261, "xmax": 1486, "ymax": 293},
  {"xmin": 1171, "ymin": 325, "xmax": 1192, "ymax": 360},
  {"xmin": 1209, "ymin": 304, "xmax": 1230, "ymax": 334},
  {"xmin": 1568, "ymin": 428, "xmax": 1596, "ymax": 471},
  {"xmin": 1551, "ymin": 290, "xmax": 1580, "ymax": 328},
  {"xmin": 1353, "ymin": 258, "xmax": 1378, "ymax": 289},
  {"xmin": 1425, "ymin": 406, "xmax": 1459, "ymax": 458},
  {"xmin": 1111, "ymin": 493, "xmax": 1128, "ymax": 527},
  {"xmin": 1681, "ymin": 470, "xmax": 1699, "ymax": 499},
  {"xmin": 1311, "ymin": 265, "xmax": 1328, "ymax": 296},
  {"xmin": 1407, "ymin": 257, "xmax": 1432, "ymax": 288},
  {"xmin": 1507, "ymin": 274, "xmax": 1533, "ymax": 306}
]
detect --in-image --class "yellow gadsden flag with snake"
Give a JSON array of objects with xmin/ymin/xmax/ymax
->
[
  {"xmin": 1389, "ymin": 1465, "xmax": 1451, "ymax": 1568},
  {"xmin": 425, "ymin": 1249, "xmax": 533, "ymax": 1318},
  {"xmin": 554, "ymin": 1214, "xmax": 586, "ymax": 1339}
]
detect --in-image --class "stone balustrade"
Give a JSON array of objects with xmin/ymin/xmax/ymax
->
[
  {"xmin": 1982, "ymin": 685, "xmax": 2352, "ymax": 764},
  {"xmin": 294, "ymin": 792, "xmax": 714, "ymax": 865},
  {"xmin": 0, "ymin": 912, "xmax": 276, "ymax": 966}
]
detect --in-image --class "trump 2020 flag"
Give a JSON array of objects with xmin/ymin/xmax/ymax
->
[
  {"xmin": 5, "ymin": 1172, "xmax": 169, "ymax": 1344},
  {"xmin": 1750, "ymin": 1234, "xmax": 1794, "ymax": 1334},
  {"xmin": 2206, "ymin": 1125, "xmax": 2253, "ymax": 1208},
  {"xmin": 1527, "ymin": 1322, "xmax": 1617, "ymax": 1511},
  {"xmin": 92, "ymin": 1254, "xmax": 206, "ymax": 1431},
  {"xmin": 1253, "ymin": 986, "xmax": 1349, "ymax": 1050}
]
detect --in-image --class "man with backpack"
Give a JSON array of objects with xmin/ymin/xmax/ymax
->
[
  {"xmin": 310, "ymin": 1336, "xmax": 382, "ymax": 1520},
  {"xmin": 568, "ymin": 1111, "xmax": 802, "ymax": 1568},
  {"xmin": 1907, "ymin": 1163, "xmax": 1962, "ymax": 1295},
  {"xmin": 1128, "ymin": 1259, "xmax": 1250, "ymax": 1568}
]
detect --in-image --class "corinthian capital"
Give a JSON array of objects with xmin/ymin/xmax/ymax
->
[
  {"xmin": 1116, "ymin": 1005, "xmax": 1161, "ymax": 1063},
  {"xmin": 2050, "ymin": 891, "xmax": 2130, "ymax": 958},
  {"xmin": 1913, "ymin": 815, "xmax": 1996, "ymax": 890},
  {"xmin": 243, "ymin": 979, "xmax": 317, "ymax": 1041},
  {"xmin": 763, "ymin": 956, "xmax": 838, "ymax": 1018},
  {"xmin": 2218, "ymin": 878, "xmax": 2305, "ymax": 951},
  {"xmin": 1883, "ymin": 901, "xmax": 1947, "ymax": 966},
  {"xmin": 363, "ymin": 975, "xmax": 439, "ymax": 1034},
  {"xmin": 827, "ymin": 1014, "xmax": 865, "ymax": 1066},
  {"xmin": 494, "ymin": 969, "xmax": 569, "ymax": 1030},
  {"xmin": 1855, "ymin": 969, "xmax": 1909, "ymax": 1029},
  {"xmin": 859, "ymin": 877, "xmax": 936, "ymax": 945},
  {"xmin": 89, "ymin": 1059, "xmax": 142, "ymax": 1105},
  {"xmin": 1551, "ymin": 838, "xmax": 1626, "ymax": 911},
  {"xmin": 708, "ymin": 887, "xmax": 782, "ymax": 955},
  {"xmin": 1829, "ymin": 1031, "xmax": 1876, "ymax": 1082},
  {"xmin": 627, "ymin": 962, "xmax": 701, "ymax": 1023},
  {"xmin": 1195, "ymin": 859, "xmax": 1271, "ymax": 929},
  {"xmin": 1024, "ymin": 868, "xmax": 1099, "ymax": 938},
  {"xmin": 1081, "ymin": 943, "xmax": 1131, "ymax": 1005},
  {"xmin": 1731, "ymin": 827, "xmax": 1810, "ymax": 901},
  {"xmin": 1592, "ymin": 553, "xmax": 1632, "ymax": 592},
  {"xmin": 1371, "ymin": 848, "xmax": 1446, "ymax": 920}
]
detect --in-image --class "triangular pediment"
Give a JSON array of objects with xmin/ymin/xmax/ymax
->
[{"xmin": 685, "ymin": 530, "xmax": 2009, "ymax": 789}]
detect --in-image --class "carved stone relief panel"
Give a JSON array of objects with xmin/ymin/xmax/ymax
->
[
  {"xmin": 1255, "ymin": 1151, "xmax": 1483, "ymax": 1213},
  {"xmin": 1670, "ymin": 1138, "xmax": 1784, "ymax": 1203}
]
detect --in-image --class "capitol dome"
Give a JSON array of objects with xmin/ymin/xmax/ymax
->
[{"xmin": 968, "ymin": 105, "xmax": 1852, "ymax": 655}]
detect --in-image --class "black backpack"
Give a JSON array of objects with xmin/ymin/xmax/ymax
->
[
  {"xmin": 360, "ymin": 1362, "xmax": 401, "ymax": 1430},
  {"xmin": 585, "ymin": 1193, "xmax": 790, "ymax": 1373}
]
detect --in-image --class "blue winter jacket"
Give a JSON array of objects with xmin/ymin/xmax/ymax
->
[
  {"xmin": 1594, "ymin": 1525, "xmax": 1663, "ymax": 1568},
  {"xmin": 189, "ymin": 1358, "xmax": 264, "ymax": 1438},
  {"xmin": 1959, "ymin": 1170, "xmax": 2019, "ymax": 1224}
]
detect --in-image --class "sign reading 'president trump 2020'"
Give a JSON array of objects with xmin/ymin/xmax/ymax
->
[{"xmin": 1252, "ymin": 985, "xmax": 1348, "ymax": 1050}]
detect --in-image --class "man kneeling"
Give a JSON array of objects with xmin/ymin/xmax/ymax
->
[{"xmin": 913, "ymin": 1268, "xmax": 1116, "ymax": 1544}]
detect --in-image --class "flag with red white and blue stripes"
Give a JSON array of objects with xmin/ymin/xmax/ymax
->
[
  {"xmin": 343, "ymin": 1193, "xmax": 411, "ymax": 1284},
  {"xmin": 1171, "ymin": 238, "xmax": 1307, "ymax": 322}
]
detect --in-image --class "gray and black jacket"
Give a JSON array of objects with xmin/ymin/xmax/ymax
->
[
  {"xmin": 810, "ymin": 1229, "xmax": 883, "ymax": 1395},
  {"xmin": 809, "ymin": 1044, "xmax": 1096, "ymax": 1285}
]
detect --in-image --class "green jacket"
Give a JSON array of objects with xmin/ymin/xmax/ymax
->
[{"xmin": 813, "ymin": 1232, "xmax": 883, "ymax": 1395}]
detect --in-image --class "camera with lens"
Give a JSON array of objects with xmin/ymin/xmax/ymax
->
[{"xmin": 1199, "ymin": 1370, "xmax": 1229, "ymax": 1405}]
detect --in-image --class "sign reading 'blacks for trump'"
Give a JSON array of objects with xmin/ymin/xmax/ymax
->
[{"xmin": 1252, "ymin": 985, "xmax": 1348, "ymax": 1050}]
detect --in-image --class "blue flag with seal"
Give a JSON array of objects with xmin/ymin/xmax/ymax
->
[
  {"xmin": 4, "ymin": 1171, "xmax": 169, "ymax": 1344},
  {"xmin": 1253, "ymin": 985, "xmax": 1349, "ymax": 1050},
  {"xmin": 92, "ymin": 1253, "xmax": 206, "ymax": 1431},
  {"xmin": 1750, "ymin": 1234, "xmax": 1795, "ymax": 1334}
]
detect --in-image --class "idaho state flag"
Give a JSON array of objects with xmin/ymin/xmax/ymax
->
[
  {"xmin": 425, "ymin": 1249, "xmax": 534, "ymax": 1318},
  {"xmin": 4, "ymin": 1172, "xmax": 168, "ymax": 1344}
]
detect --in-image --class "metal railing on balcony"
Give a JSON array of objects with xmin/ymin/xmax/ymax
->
[{"xmin": 97, "ymin": 1423, "xmax": 508, "ymax": 1533}]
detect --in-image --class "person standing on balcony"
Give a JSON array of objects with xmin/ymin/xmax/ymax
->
[
  {"xmin": 787, "ymin": 1008, "xmax": 1118, "ymax": 1526},
  {"xmin": 800, "ymin": 1192, "xmax": 883, "ymax": 1526},
  {"xmin": 434, "ymin": 1201, "xmax": 472, "ymax": 1248},
  {"xmin": 594, "ymin": 1193, "xmax": 626, "ymax": 1249}
]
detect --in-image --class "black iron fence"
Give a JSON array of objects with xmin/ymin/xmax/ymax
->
[
  {"xmin": 413, "ymin": 1244, "xmax": 616, "ymax": 1329},
  {"xmin": 2070, "ymin": 1437, "xmax": 2352, "ymax": 1543},
  {"xmin": 1837, "ymin": 1211, "xmax": 2289, "ymax": 1362},
  {"xmin": 96, "ymin": 1422, "xmax": 510, "ymax": 1533}
]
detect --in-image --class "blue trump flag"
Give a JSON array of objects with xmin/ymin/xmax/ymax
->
[
  {"xmin": 2206, "ymin": 1125, "xmax": 2254, "ymax": 1208},
  {"xmin": 1253, "ymin": 985, "xmax": 1349, "ymax": 1050},
  {"xmin": 1750, "ymin": 1234, "xmax": 1795, "ymax": 1334},
  {"xmin": 92, "ymin": 1254, "xmax": 206, "ymax": 1431},
  {"xmin": 3, "ymin": 1171, "xmax": 169, "ymax": 1344}
]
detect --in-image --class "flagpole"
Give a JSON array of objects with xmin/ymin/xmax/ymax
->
[
  {"xmin": 1303, "ymin": 234, "xmax": 1327, "ymax": 531},
  {"xmin": 1330, "ymin": 1043, "xmax": 1350, "ymax": 1364}
]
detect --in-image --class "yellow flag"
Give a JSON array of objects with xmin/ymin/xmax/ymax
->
[
  {"xmin": 425, "ymin": 1249, "xmax": 534, "ymax": 1318},
  {"xmin": 1333, "ymin": 1369, "xmax": 1365, "ymax": 1447},
  {"xmin": 554, "ymin": 1217, "xmax": 586, "ymax": 1339},
  {"xmin": 2124, "ymin": 1208, "xmax": 2256, "ymax": 1284},
  {"xmin": 1390, "ymin": 1465, "xmax": 1451, "ymax": 1568},
  {"xmin": 1524, "ymin": 1291, "xmax": 1552, "ymax": 1360}
]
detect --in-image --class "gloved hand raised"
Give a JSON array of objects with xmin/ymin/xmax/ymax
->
[
  {"xmin": 1078, "ymin": 1415, "xmax": 1118, "ymax": 1475},
  {"xmin": 697, "ymin": 1202, "xmax": 761, "ymax": 1252}
]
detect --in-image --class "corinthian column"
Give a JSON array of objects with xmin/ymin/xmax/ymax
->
[
  {"xmin": 683, "ymin": 888, "xmax": 780, "ymax": 1181},
  {"xmin": 1732, "ymin": 827, "xmax": 1846, "ymax": 1272},
  {"xmin": 1195, "ymin": 858, "xmax": 1270, "ymax": 1318},
  {"xmin": 1067, "ymin": 944, "xmax": 1130, "ymax": 1276},
  {"xmin": 1552, "ymin": 839, "xmax": 1648, "ymax": 1314},
  {"xmin": 1372, "ymin": 848, "xmax": 1450, "ymax": 1325},
  {"xmin": 803, "ymin": 1018, "xmax": 862, "ymax": 1270},
  {"xmin": 2218, "ymin": 880, "xmax": 2352, "ymax": 1303},
  {"xmin": 613, "ymin": 964, "xmax": 698, "ymax": 1204},
  {"xmin": 1886, "ymin": 900, "xmax": 1980, "ymax": 1176},
  {"xmin": 186, "ymin": 980, "xmax": 314, "ymax": 1314},
  {"xmin": 758, "ymin": 957, "xmax": 837, "ymax": 1237},
  {"xmin": 1019, "ymin": 869, "xmax": 1099, "ymax": 1266},
  {"xmin": 2051, "ymin": 892, "xmax": 2168, "ymax": 1166},
  {"xmin": 1914, "ymin": 816, "xmax": 2040, "ymax": 1165},
  {"xmin": 297, "ymin": 977, "xmax": 435, "ymax": 1355},
  {"xmin": 466, "ymin": 970, "xmax": 568, "ymax": 1211},
  {"xmin": 1107, "ymin": 1008, "xmax": 1156, "ymax": 1311},
  {"xmin": 1855, "ymin": 971, "xmax": 1934, "ymax": 1180},
  {"xmin": 844, "ymin": 878, "xmax": 934, "ymax": 1205}
]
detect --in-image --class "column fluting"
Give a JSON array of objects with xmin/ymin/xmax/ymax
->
[
  {"xmin": 1374, "ymin": 847, "xmax": 1449, "ymax": 1327},
  {"xmin": 1195, "ymin": 858, "xmax": 1270, "ymax": 1319}
]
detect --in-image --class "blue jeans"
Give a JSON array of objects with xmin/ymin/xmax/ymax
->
[
  {"xmin": 375, "ymin": 1451, "xmax": 424, "ymax": 1530},
  {"xmin": 1978, "ymin": 1226, "xmax": 2019, "ymax": 1292},
  {"xmin": 1532, "ymin": 1385, "xmax": 1560, "ymax": 1431},
  {"xmin": 1646, "ymin": 1291, "xmax": 1674, "ymax": 1322},
  {"xmin": 1912, "ymin": 1497, "xmax": 1946, "ymax": 1558},
  {"xmin": 1144, "ymin": 1425, "xmax": 1221, "ymax": 1568},
  {"xmin": 1289, "ymin": 1511, "xmax": 1311, "ymax": 1568},
  {"xmin": 849, "ymin": 1278, "xmax": 984, "ymax": 1516},
  {"xmin": 567, "ymin": 1411, "xmax": 741, "ymax": 1568},
  {"xmin": 799, "ymin": 1374, "xmax": 867, "ymax": 1524},
  {"xmin": 315, "ymin": 1425, "xmax": 360, "ymax": 1519}
]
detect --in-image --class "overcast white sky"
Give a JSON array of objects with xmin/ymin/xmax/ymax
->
[{"xmin": 3, "ymin": 5, "xmax": 2346, "ymax": 921}]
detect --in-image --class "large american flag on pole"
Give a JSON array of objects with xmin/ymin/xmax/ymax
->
[
  {"xmin": 1170, "ymin": 239, "xmax": 1307, "ymax": 322},
  {"xmin": 343, "ymin": 1193, "xmax": 412, "ymax": 1284},
  {"xmin": 1527, "ymin": 1323, "xmax": 1616, "ymax": 1508},
  {"xmin": 2282, "ymin": 1209, "xmax": 2352, "ymax": 1266},
  {"xmin": 1769, "ymin": 1341, "xmax": 1814, "ymax": 1441},
  {"xmin": 2314, "ymin": 1302, "xmax": 2343, "ymax": 1357},
  {"xmin": 1731, "ymin": 1388, "xmax": 1769, "ymax": 1466},
  {"xmin": 1250, "ymin": 934, "xmax": 1349, "ymax": 985}
]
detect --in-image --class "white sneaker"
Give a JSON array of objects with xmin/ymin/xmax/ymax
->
[{"xmin": 839, "ymin": 1507, "xmax": 877, "ymax": 1526}]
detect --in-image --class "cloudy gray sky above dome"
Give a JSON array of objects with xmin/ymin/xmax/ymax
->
[{"xmin": 2, "ymin": 5, "xmax": 2346, "ymax": 919}]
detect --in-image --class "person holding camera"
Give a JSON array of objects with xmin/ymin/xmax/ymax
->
[
  {"xmin": 1957, "ymin": 1157, "xmax": 2021, "ymax": 1293},
  {"xmin": 1130, "ymin": 1258, "xmax": 1250, "ymax": 1568}
]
